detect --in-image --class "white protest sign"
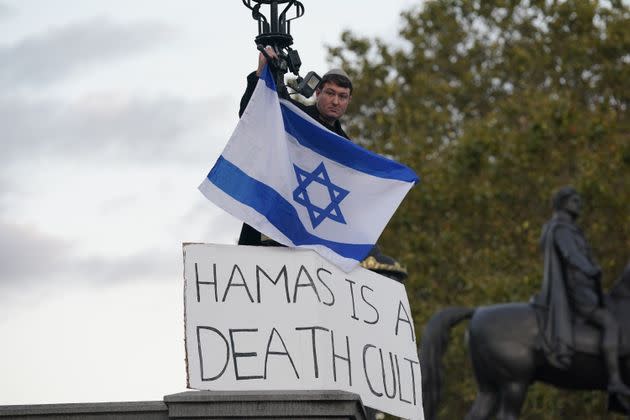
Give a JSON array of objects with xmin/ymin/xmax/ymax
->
[{"xmin": 183, "ymin": 243, "xmax": 424, "ymax": 419}]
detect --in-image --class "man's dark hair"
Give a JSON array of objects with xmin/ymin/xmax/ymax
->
[
  {"xmin": 320, "ymin": 72, "xmax": 353, "ymax": 94},
  {"xmin": 552, "ymin": 186, "xmax": 578, "ymax": 210}
]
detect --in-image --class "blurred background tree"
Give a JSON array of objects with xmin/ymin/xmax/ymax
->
[{"xmin": 328, "ymin": 0, "xmax": 630, "ymax": 418}]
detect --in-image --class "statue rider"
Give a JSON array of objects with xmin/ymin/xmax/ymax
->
[{"xmin": 534, "ymin": 186, "xmax": 630, "ymax": 396}]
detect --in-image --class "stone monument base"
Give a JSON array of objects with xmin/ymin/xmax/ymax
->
[{"xmin": 0, "ymin": 390, "xmax": 368, "ymax": 419}]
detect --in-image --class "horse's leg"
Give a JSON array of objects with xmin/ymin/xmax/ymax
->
[
  {"xmin": 496, "ymin": 381, "xmax": 528, "ymax": 420},
  {"xmin": 464, "ymin": 384, "xmax": 498, "ymax": 420}
]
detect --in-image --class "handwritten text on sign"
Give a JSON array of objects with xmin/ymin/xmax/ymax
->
[{"xmin": 183, "ymin": 244, "xmax": 423, "ymax": 419}]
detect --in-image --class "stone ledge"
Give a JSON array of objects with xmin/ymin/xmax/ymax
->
[
  {"xmin": 0, "ymin": 390, "xmax": 367, "ymax": 419},
  {"xmin": 0, "ymin": 400, "xmax": 168, "ymax": 419},
  {"xmin": 166, "ymin": 390, "xmax": 367, "ymax": 419}
]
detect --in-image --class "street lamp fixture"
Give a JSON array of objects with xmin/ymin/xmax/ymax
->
[{"xmin": 242, "ymin": 0, "xmax": 321, "ymax": 98}]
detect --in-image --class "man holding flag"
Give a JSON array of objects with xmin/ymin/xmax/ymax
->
[
  {"xmin": 237, "ymin": 46, "xmax": 355, "ymax": 247},
  {"xmin": 199, "ymin": 46, "xmax": 418, "ymax": 272}
]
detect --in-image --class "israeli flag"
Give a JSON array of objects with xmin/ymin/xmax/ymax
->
[{"xmin": 199, "ymin": 66, "xmax": 418, "ymax": 272}]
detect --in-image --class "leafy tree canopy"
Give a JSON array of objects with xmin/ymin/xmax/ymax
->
[{"xmin": 328, "ymin": 0, "xmax": 630, "ymax": 417}]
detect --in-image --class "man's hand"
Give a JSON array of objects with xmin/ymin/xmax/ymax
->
[{"xmin": 256, "ymin": 45, "xmax": 278, "ymax": 76}]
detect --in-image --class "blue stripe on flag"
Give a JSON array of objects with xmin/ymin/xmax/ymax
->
[
  {"xmin": 279, "ymin": 103, "xmax": 419, "ymax": 183},
  {"xmin": 207, "ymin": 156, "xmax": 373, "ymax": 262},
  {"xmin": 260, "ymin": 65, "xmax": 276, "ymax": 91}
]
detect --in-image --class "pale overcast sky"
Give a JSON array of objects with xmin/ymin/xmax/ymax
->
[{"xmin": 0, "ymin": 0, "xmax": 419, "ymax": 405}]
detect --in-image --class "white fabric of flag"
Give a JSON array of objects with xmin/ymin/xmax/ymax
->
[{"xmin": 199, "ymin": 65, "xmax": 419, "ymax": 272}]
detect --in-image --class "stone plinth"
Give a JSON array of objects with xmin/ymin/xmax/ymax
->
[
  {"xmin": 166, "ymin": 390, "xmax": 367, "ymax": 419},
  {"xmin": 0, "ymin": 390, "xmax": 368, "ymax": 419}
]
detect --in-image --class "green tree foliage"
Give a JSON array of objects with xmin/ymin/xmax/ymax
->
[{"xmin": 328, "ymin": 0, "xmax": 630, "ymax": 418}]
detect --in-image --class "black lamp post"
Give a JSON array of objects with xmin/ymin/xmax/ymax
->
[{"xmin": 242, "ymin": 0, "xmax": 321, "ymax": 98}]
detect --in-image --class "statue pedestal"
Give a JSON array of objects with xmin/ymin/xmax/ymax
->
[
  {"xmin": 165, "ymin": 390, "xmax": 367, "ymax": 419},
  {"xmin": 0, "ymin": 390, "xmax": 368, "ymax": 419}
]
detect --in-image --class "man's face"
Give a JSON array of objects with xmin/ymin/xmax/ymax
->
[
  {"xmin": 564, "ymin": 194, "xmax": 582, "ymax": 218},
  {"xmin": 315, "ymin": 82, "xmax": 351, "ymax": 123}
]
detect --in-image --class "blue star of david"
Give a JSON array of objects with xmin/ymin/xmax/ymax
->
[{"xmin": 292, "ymin": 162, "xmax": 350, "ymax": 229}]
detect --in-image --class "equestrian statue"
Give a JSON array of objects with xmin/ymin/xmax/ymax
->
[{"xmin": 420, "ymin": 187, "xmax": 630, "ymax": 420}]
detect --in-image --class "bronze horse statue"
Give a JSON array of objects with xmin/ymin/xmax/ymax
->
[{"xmin": 420, "ymin": 264, "xmax": 630, "ymax": 420}]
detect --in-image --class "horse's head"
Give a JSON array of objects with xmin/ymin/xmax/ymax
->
[{"xmin": 609, "ymin": 261, "xmax": 630, "ymax": 301}]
